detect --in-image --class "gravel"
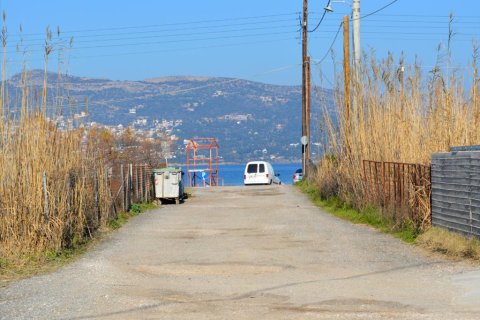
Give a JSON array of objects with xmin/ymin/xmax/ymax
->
[{"xmin": 1, "ymin": 185, "xmax": 479, "ymax": 319}]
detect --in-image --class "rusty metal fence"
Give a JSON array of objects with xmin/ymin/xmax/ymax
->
[
  {"xmin": 362, "ymin": 160, "xmax": 432, "ymax": 228},
  {"xmin": 109, "ymin": 163, "xmax": 155, "ymax": 214}
]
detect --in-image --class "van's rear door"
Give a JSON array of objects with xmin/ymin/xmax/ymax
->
[{"xmin": 246, "ymin": 163, "xmax": 258, "ymax": 182}]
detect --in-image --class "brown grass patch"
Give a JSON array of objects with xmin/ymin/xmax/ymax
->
[{"xmin": 416, "ymin": 227, "xmax": 480, "ymax": 261}]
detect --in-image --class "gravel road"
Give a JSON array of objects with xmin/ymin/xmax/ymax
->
[{"xmin": 1, "ymin": 185, "xmax": 479, "ymax": 319}]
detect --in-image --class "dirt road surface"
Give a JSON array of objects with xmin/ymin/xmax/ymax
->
[{"xmin": 1, "ymin": 185, "xmax": 480, "ymax": 319}]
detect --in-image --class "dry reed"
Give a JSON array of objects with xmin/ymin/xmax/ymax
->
[
  {"xmin": 0, "ymin": 18, "xmax": 112, "ymax": 259},
  {"xmin": 317, "ymin": 45, "xmax": 480, "ymax": 230}
]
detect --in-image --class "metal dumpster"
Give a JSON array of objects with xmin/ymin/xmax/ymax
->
[{"xmin": 153, "ymin": 167, "xmax": 184, "ymax": 204}]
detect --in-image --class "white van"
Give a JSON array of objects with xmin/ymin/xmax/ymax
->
[{"xmin": 244, "ymin": 161, "xmax": 281, "ymax": 185}]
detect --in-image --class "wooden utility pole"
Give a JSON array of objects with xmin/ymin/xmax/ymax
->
[
  {"xmin": 306, "ymin": 55, "xmax": 311, "ymax": 162},
  {"xmin": 343, "ymin": 15, "xmax": 351, "ymax": 152},
  {"xmin": 302, "ymin": 0, "xmax": 311, "ymax": 176}
]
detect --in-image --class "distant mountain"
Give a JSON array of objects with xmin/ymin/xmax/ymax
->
[{"xmin": 7, "ymin": 70, "xmax": 334, "ymax": 163}]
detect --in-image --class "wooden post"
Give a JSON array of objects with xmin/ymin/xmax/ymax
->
[
  {"xmin": 129, "ymin": 164, "xmax": 133, "ymax": 210},
  {"xmin": 94, "ymin": 170, "xmax": 100, "ymax": 225},
  {"xmin": 143, "ymin": 165, "xmax": 146, "ymax": 201},
  {"xmin": 135, "ymin": 165, "xmax": 139, "ymax": 201},
  {"xmin": 120, "ymin": 164, "xmax": 125, "ymax": 212},
  {"xmin": 362, "ymin": 160, "xmax": 368, "ymax": 202},
  {"xmin": 381, "ymin": 162, "xmax": 386, "ymax": 206},
  {"xmin": 140, "ymin": 166, "xmax": 143, "ymax": 201},
  {"xmin": 302, "ymin": 0, "xmax": 310, "ymax": 176}
]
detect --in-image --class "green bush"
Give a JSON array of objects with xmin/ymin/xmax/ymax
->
[{"xmin": 297, "ymin": 181, "xmax": 418, "ymax": 243}]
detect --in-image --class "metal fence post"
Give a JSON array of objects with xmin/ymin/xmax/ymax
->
[
  {"xmin": 129, "ymin": 164, "xmax": 133, "ymax": 209},
  {"xmin": 120, "ymin": 164, "xmax": 125, "ymax": 212},
  {"xmin": 94, "ymin": 170, "xmax": 100, "ymax": 225},
  {"xmin": 135, "ymin": 165, "xmax": 139, "ymax": 202}
]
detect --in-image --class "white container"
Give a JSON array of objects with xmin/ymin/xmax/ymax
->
[{"xmin": 153, "ymin": 167, "xmax": 184, "ymax": 203}]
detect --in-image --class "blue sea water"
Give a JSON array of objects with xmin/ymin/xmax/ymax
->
[{"xmin": 217, "ymin": 163, "xmax": 301, "ymax": 186}]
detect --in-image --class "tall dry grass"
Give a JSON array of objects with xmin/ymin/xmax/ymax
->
[
  {"xmin": 0, "ymin": 18, "xmax": 112, "ymax": 259},
  {"xmin": 317, "ymin": 44, "xmax": 480, "ymax": 228},
  {"xmin": 0, "ymin": 115, "xmax": 111, "ymax": 257}
]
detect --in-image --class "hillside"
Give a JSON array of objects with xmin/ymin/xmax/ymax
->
[{"xmin": 7, "ymin": 70, "xmax": 334, "ymax": 163}]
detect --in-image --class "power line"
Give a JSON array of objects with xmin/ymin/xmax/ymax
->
[
  {"xmin": 7, "ymin": 12, "xmax": 300, "ymax": 38},
  {"xmin": 4, "ymin": 29, "xmax": 299, "ymax": 55},
  {"xmin": 69, "ymin": 36, "xmax": 298, "ymax": 61},
  {"xmin": 8, "ymin": 24, "xmax": 477, "ymax": 59},
  {"xmin": 308, "ymin": 48, "xmax": 334, "ymax": 87},
  {"xmin": 350, "ymin": 18, "xmax": 480, "ymax": 25},
  {"xmin": 309, "ymin": 0, "xmax": 401, "ymax": 25},
  {"xmin": 8, "ymin": 23, "xmax": 299, "ymax": 48},
  {"xmin": 309, "ymin": 18, "xmax": 480, "ymax": 27},
  {"xmin": 317, "ymin": 21, "xmax": 343, "ymax": 64},
  {"xmin": 310, "ymin": 12, "xmax": 480, "ymax": 19},
  {"xmin": 310, "ymin": 0, "xmax": 400, "ymax": 66},
  {"xmin": 309, "ymin": 0, "xmax": 331, "ymax": 33},
  {"xmin": 9, "ymin": 18, "xmax": 298, "ymax": 44},
  {"xmin": 357, "ymin": 0, "xmax": 399, "ymax": 20},
  {"xmin": 62, "ymin": 30, "xmax": 299, "ymax": 51}
]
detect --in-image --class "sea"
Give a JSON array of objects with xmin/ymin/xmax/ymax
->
[{"xmin": 217, "ymin": 163, "xmax": 301, "ymax": 186}]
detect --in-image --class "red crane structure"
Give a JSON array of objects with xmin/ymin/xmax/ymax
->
[{"xmin": 185, "ymin": 137, "xmax": 220, "ymax": 187}]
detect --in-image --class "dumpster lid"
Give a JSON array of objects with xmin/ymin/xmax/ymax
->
[
  {"xmin": 450, "ymin": 145, "xmax": 480, "ymax": 152},
  {"xmin": 153, "ymin": 167, "xmax": 182, "ymax": 173}
]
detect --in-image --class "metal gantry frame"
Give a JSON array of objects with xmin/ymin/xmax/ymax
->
[{"xmin": 185, "ymin": 137, "xmax": 220, "ymax": 187}]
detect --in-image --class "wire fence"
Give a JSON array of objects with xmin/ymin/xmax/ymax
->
[
  {"xmin": 109, "ymin": 163, "xmax": 156, "ymax": 214},
  {"xmin": 362, "ymin": 160, "xmax": 432, "ymax": 229}
]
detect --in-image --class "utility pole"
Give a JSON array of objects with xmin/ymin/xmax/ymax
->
[
  {"xmin": 343, "ymin": 15, "xmax": 350, "ymax": 128},
  {"xmin": 351, "ymin": 0, "xmax": 360, "ymax": 121},
  {"xmin": 343, "ymin": 15, "xmax": 352, "ymax": 154},
  {"xmin": 302, "ymin": 0, "xmax": 311, "ymax": 177},
  {"xmin": 352, "ymin": 0, "xmax": 361, "ymax": 69}
]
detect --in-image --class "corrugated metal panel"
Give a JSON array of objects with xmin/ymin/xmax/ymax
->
[
  {"xmin": 450, "ymin": 145, "xmax": 480, "ymax": 152},
  {"xmin": 431, "ymin": 151, "xmax": 480, "ymax": 238}
]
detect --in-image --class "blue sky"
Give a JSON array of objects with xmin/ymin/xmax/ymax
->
[{"xmin": 1, "ymin": 0, "xmax": 479, "ymax": 87}]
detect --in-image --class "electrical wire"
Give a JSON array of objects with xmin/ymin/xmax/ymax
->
[
  {"xmin": 9, "ymin": 18, "xmax": 298, "ymax": 44},
  {"xmin": 357, "ymin": 0, "xmax": 400, "ymax": 20},
  {"xmin": 308, "ymin": 19, "xmax": 480, "ymax": 27},
  {"xmin": 5, "ymin": 29, "xmax": 299, "ymax": 55},
  {"xmin": 310, "ymin": 0, "xmax": 401, "ymax": 66},
  {"xmin": 8, "ymin": 23, "xmax": 299, "ymax": 48},
  {"xmin": 317, "ymin": 21, "xmax": 344, "ymax": 64},
  {"xmin": 68, "ymin": 36, "xmax": 298, "ymax": 61},
  {"xmin": 308, "ymin": 48, "xmax": 334, "ymax": 87},
  {"xmin": 8, "ymin": 13, "xmax": 300, "ymax": 38},
  {"xmin": 310, "ymin": 12, "xmax": 480, "ymax": 19},
  {"xmin": 309, "ymin": 0, "xmax": 331, "ymax": 33},
  {"xmin": 309, "ymin": 0, "xmax": 401, "ymax": 26},
  {"xmin": 62, "ymin": 30, "xmax": 299, "ymax": 51}
]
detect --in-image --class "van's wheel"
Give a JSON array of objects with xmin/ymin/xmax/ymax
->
[{"xmin": 269, "ymin": 179, "xmax": 272, "ymax": 185}]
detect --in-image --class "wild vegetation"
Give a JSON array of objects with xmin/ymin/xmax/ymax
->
[
  {"xmin": 0, "ymin": 15, "xmax": 166, "ymax": 267},
  {"xmin": 314, "ymin": 40, "xmax": 480, "ymax": 234},
  {"xmin": 0, "ymin": 21, "xmax": 112, "ymax": 263},
  {"xmin": 417, "ymin": 227, "xmax": 480, "ymax": 261}
]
